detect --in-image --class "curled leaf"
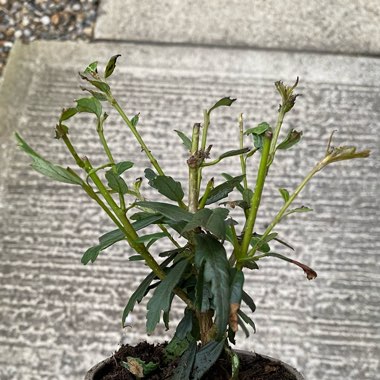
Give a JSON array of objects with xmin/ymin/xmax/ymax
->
[
  {"xmin": 275, "ymin": 77, "xmax": 299, "ymax": 113},
  {"xmin": 105, "ymin": 54, "xmax": 121, "ymax": 78}
]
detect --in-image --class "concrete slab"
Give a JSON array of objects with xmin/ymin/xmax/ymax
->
[
  {"xmin": 94, "ymin": 0, "xmax": 380, "ymax": 55},
  {"xmin": 0, "ymin": 40, "xmax": 379, "ymax": 380}
]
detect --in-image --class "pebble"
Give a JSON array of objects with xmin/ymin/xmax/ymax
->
[{"xmin": 0, "ymin": 0, "xmax": 99, "ymax": 76}]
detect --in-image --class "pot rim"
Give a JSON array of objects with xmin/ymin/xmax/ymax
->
[{"xmin": 84, "ymin": 350, "xmax": 305, "ymax": 380}]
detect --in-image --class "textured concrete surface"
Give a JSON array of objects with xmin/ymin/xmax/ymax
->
[
  {"xmin": 94, "ymin": 0, "xmax": 380, "ymax": 55},
  {"xmin": 0, "ymin": 40, "xmax": 380, "ymax": 380}
]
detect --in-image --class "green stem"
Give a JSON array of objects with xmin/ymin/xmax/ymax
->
[
  {"xmin": 158, "ymin": 224, "xmax": 181, "ymax": 249},
  {"xmin": 268, "ymin": 108, "xmax": 286, "ymax": 165},
  {"xmin": 108, "ymin": 95, "xmax": 165, "ymax": 176},
  {"xmin": 240, "ymin": 132, "xmax": 272, "ymax": 261},
  {"xmin": 247, "ymin": 161, "xmax": 323, "ymax": 257},
  {"xmin": 197, "ymin": 110, "xmax": 210, "ymax": 193},
  {"xmin": 188, "ymin": 124, "xmax": 201, "ymax": 213},
  {"xmin": 239, "ymin": 114, "xmax": 248, "ymax": 190}
]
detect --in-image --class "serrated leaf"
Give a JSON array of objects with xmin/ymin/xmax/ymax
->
[
  {"xmin": 15, "ymin": 133, "xmax": 82, "ymax": 185},
  {"xmin": 174, "ymin": 130, "xmax": 192, "ymax": 150},
  {"xmin": 122, "ymin": 253, "xmax": 177, "ymax": 326},
  {"xmin": 115, "ymin": 161, "xmax": 134, "ymax": 174},
  {"xmin": 137, "ymin": 201, "xmax": 192, "ymax": 222},
  {"xmin": 192, "ymin": 340, "xmax": 225, "ymax": 380},
  {"xmin": 277, "ymin": 129, "xmax": 303, "ymax": 150},
  {"xmin": 205, "ymin": 175, "xmax": 245, "ymax": 205},
  {"xmin": 104, "ymin": 54, "xmax": 121, "ymax": 78},
  {"xmin": 279, "ymin": 188, "xmax": 290, "ymax": 202},
  {"xmin": 82, "ymin": 229, "xmax": 125, "ymax": 264},
  {"xmin": 146, "ymin": 259, "xmax": 189, "ymax": 334},
  {"xmin": 238, "ymin": 309, "xmax": 256, "ymax": 333},
  {"xmin": 147, "ymin": 174, "xmax": 185, "ymax": 202},
  {"xmin": 195, "ymin": 234, "xmax": 230, "ymax": 340},
  {"xmin": 60, "ymin": 107, "xmax": 78, "ymax": 121},
  {"xmin": 208, "ymin": 97, "xmax": 236, "ymax": 114},
  {"xmin": 182, "ymin": 208, "xmax": 229, "ymax": 240},
  {"xmin": 75, "ymin": 97, "xmax": 102, "ymax": 118},
  {"xmin": 131, "ymin": 113, "xmax": 140, "ymax": 127},
  {"xmin": 244, "ymin": 122, "xmax": 270, "ymax": 136},
  {"xmin": 105, "ymin": 170, "xmax": 128, "ymax": 194},
  {"xmin": 219, "ymin": 147, "xmax": 250, "ymax": 160},
  {"xmin": 221, "ymin": 173, "xmax": 245, "ymax": 194},
  {"xmin": 242, "ymin": 291, "xmax": 256, "ymax": 313},
  {"xmin": 284, "ymin": 205, "xmax": 313, "ymax": 216}
]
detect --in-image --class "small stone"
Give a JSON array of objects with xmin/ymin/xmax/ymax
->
[
  {"xmin": 23, "ymin": 29, "xmax": 31, "ymax": 38},
  {"xmin": 83, "ymin": 26, "xmax": 92, "ymax": 37},
  {"xmin": 14, "ymin": 30, "xmax": 23, "ymax": 39},
  {"xmin": 72, "ymin": 3, "xmax": 81, "ymax": 12},
  {"xmin": 51, "ymin": 13, "xmax": 60, "ymax": 26},
  {"xmin": 41, "ymin": 15, "xmax": 50, "ymax": 26},
  {"xmin": 22, "ymin": 16, "xmax": 30, "ymax": 27}
]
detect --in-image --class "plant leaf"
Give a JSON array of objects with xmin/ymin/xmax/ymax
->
[
  {"xmin": 170, "ymin": 339, "xmax": 197, "ymax": 380},
  {"xmin": 60, "ymin": 107, "xmax": 78, "ymax": 121},
  {"xmin": 135, "ymin": 232, "xmax": 167, "ymax": 248},
  {"xmin": 238, "ymin": 309, "xmax": 256, "ymax": 333},
  {"xmin": 131, "ymin": 113, "xmax": 140, "ymax": 127},
  {"xmin": 219, "ymin": 147, "xmax": 250, "ymax": 160},
  {"xmin": 104, "ymin": 54, "xmax": 121, "ymax": 78},
  {"xmin": 122, "ymin": 253, "xmax": 177, "ymax": 326},
  {"xmin": 147, "ymin": 173, "xmax": 185, "ymax": 202},
  {"xmin": 205, "ymin": 175, "xmax": 245, "ymax": 205},
  {"xmin": 121, "ymin": 357, "xmax": 158, "ymax": 378},
  {"xmin": 242, "ymin": 291, "xmax": 256, "ymax": 313},
  {"xmin": 208, "ymin": 97, "xmax": 236, "ymax": 114},
  {"xmin": 182, "ymin": 208, "xmax": 229, "ymax": 240},
  {"xmin": 277, "ymin": 129, "xmax": 303, "ymax": 150},
  {"xmin": 84, "ymin": 61, "xmax": 98, "ymax": 75},
  {"xmin": 195, "ymin": 234, "xmax": 230, "ymax": 340},
  {"xmin": 229, "ymin": 269, "xmax": 244, "ymax": 333},
  {"xmin": 105, "ymin": 170, "xmax": 128, "ymax": 194},
  {"xmin": 174, "ymin": 130, "xmax": 192, "ymax": 150},
  {"xmin": 82, "ymin": 229, "xmax": 125, "ymax": 264},
  {"xmin": 15, "ymin": 133, "xmax": 82, "ymax": 185},
  {"xmin": 284, "ymin": 205, "xmax": 313, "ymax": 217},
  {"xmin": 279, "ymin": 188, "xmax": 290, "ymax": 202},
  {"xmin": 81, "ymin": 87, "xmax": 108, "ymax": 101},
  {"xmin": 244, "ymin": 122, "xmax": 270, "ymax": 136},
  {"xmin": 137, "ymin": 201, "xmax": 192, "ymax": 222},
  {"xmin": 76, "ymin": 97, "xmax": 102, "ymax": 118},
  {"xmin": 192, "ymin": 340, "xmax": 225, "ymax": 379},
  {"xmin": 115, "ymin": 161, "xmax": 134, "ymax": 174},
  {"xmin": 146, "ymin": 259, "xmax": 189, "ymax": 334}
]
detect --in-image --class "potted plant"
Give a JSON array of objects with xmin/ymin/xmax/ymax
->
[{"xmin": 16, "ymin": 55, "xmax": 370, "ymax": 379}]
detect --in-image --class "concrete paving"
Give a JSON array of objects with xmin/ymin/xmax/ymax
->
[
  {"xmin": 0, "ymin": 39, "xmax": 379, "ymax": 380},
  {"xmin": 95, "ymin": 0, "xmax": 380, "ymax": 55}
]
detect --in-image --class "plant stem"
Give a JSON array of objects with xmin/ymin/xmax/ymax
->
[
  {"xmin": 198, "ymin": 177, "xmax": 214, "ymax": 209},
  {"xmin": 247, "ymin": 161, "xmax": 324, "ymax": 257},
  {"xmin": 108, "ymin": 95, "xmax": 165, "ymax": 176},
  {"xmin": 239, "ymin": 114, "xmax": 248, "ymax": 190},
  {"xmin": 188, "ymin": 124, "xmax": 201, "ymax": 213},
  {"xmin": 240, "ymin": 132, "xmax": 272, "ymax": 261},
  {"xmin": 268, "ymin": 108, "xmax": 286, "ymax": 165},
  {"xmin": 197, "ymin": 110, "xmax": 210, "ymax": 193}
]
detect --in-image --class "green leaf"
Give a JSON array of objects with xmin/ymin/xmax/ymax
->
[
  {"xmin": 170, "ymin": 340, "xmax": 197, "ymax": 380},
  {"xmin": 242, "ymin": 291, "xmax": 256, "ymax": 313},
  {"xmin": 174, "ymin": 130, "xmax": 192, "ymax": 150},
  {"xmin": 195, "ymin": 234, "xmax": 230, "ymax": 340},
  {"xmin": 81, "ymin": 87, "xmax": 108, "ymax": 101},
  {"xmin": 104, "ymin": 54, "xmax": 121, "ymax": 78},
  {"xmin": 105, "ymin": 170, "xmax": 128, "ymax": 194},
  {"xmin": 88, "ymin": 80, "xmax": 110, "ymax": 93},
  {"xmin": 147, "ymin": 173, "xmax": 185, "ymax": 202},
  {"xmin": 284, "ymin": 205, "xmax": 313, "ymax": 217},
  {"xmin": 192, "ymin": 340, "xmax": 225, "ymax": 379},
  {"xmin": 146, "ymin": 259, "xmax": 189, "ymax": 334},
  {"xmin": 82, "ymin": 229, "xmax": 125, "ymax": 264},
  {"xmin": 279, "ymin": 188, "xmax": 290, "ymax": 202},
  {"xmin": 75, "ymin": 97, "xmax": 102, "ymax": 118},
  {"xmin": 129, "ymin": 255, "xmax": 144, "ymax": 261},
  {"xmin": 122, "ymin": 253, "xmax": 177, "ymax": 326},
  {"xmin": 135, "ymin": 232, "xmax": 167, "ymax": 249},
  {"xmin": 131, "ymin": 113, "xmax": 140, "ymax": 127},
  {"xmin": 208, "ymin": 97, "xmax": 236, "ymax": 114},
  {"xmin": 250, "ymin": 236, "xmax": 270, "ymax": 253},
  {"xmin": 277, "ymin": 129, "xmax": 303, "ymax": 150},
  {"xmin": 244, "ymin": 122, "xmax": 270, "ymax": 136},
  {"xmin": 219, "ymin": 147, "xmax": 250, "ymax": 160},
  {"xmin": 115, "ymin": 161, "xmax": 134, "ymax": 174},
  {"xmin": 131, "ymin": 213, "xmax": 164, "ymax": 230},
  {"xmin": 229, "ymin": 350, "xmax": 240, "ymax": 380},
  {"xmin": 60, "ymin": 107, "xmax": 78, "ymax": 121},
  {"xmin": 15, "ymin": 133, "xmax": 82, "ymax": 185},
  {"xmin": 221, "ymin": 173, "xmax": 245, "ymax": 194},
  {"xmin": 183, "ymin": 208, "xmax": 229, "ymax": 240},
  {"xmin": 205, "ymin": 175, "xmax": 245, "ymax": 205},
  {"xmin": 137, "ymin": 201, "xmax": 192, "ymax": 223},
  {"xmin": 230, "ymin": 269, "xmax": 244, "ymax": 304},
  {"xmin": 84, "ymin": 61, "xmax": 98, "ymax": 75},
  {"xmin": 238, "ymin": 309, "xmax": 256, "ymax": 333}
]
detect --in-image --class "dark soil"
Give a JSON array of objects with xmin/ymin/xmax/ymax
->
[{"xmin": 95, "ymin": 342, "xmax": 298, "ymax": 380}]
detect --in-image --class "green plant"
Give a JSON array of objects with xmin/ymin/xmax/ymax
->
[{"xmin": 16, "ymin": 56, "xmax": 370, "ymax": 379}]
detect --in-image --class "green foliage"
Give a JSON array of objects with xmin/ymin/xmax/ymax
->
[{"xmin": 16, "ymin": 57, "xmax": 370, "ymax": 379}]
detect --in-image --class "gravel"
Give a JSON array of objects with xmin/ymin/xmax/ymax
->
[{"xmin": 0, "ymin": 0, "xmax": 99, "ymax": 76}]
